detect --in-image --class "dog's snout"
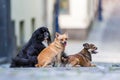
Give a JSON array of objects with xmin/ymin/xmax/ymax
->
[
  {"xmin": 64, "ymin": 42, "xmax": 67, "ymax": 44},
  {"xmin": 93, "ymin": 46, "xmax": 97, "ymax": 50},
  {"xmin": 44, "ymin": 32, "xmax": 48, "ymax": 39},
  {"xmin": 95, "ymin": 47, "xmax": 97, "ymax": 50},
  {"xmin": 61, "ymin": 41, "xmax": 67, "ymax": 46},
  {"xmin": 94, "ymin": 47, "xmax": 97, "ymax": 50}
]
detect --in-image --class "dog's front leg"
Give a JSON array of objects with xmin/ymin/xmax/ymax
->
[
  {"xmin": 90, "ymin": 64, "xmax": 96, "ymax": 67},
  {"xmin": 56, "ymin": 53, "xmax": 62, "ymax": 67},
  {"xmin": 70, "ymin": 61, "xmax": 78, "ymax": 67},
  {"xmin": 42, "ymin": 61, "xmax": 51, "ymax": 67}
]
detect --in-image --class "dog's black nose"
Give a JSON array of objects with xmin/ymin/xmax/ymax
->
[
  {"xmin": 63, "ymin": 42, "xmax": 67, "ymax": 46},
  {"xmin": 44, "ymin": 32, "xmax": 49, "ymax": 39},
  {"xmin": 64, "ymin": 42, "xmax": 66, "ymax": 44},
  {"xmin": 96, "ymin": 47, "xmax": 97, "ymax": 50}
]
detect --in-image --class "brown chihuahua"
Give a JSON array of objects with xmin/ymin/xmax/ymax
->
[
  {"xmin": 62, "ymin": 43, "xmax": 98, "ymax": 67},
  {"xmin": 35, "ymin": 32, "xmax": 68, "ymax": 67}
]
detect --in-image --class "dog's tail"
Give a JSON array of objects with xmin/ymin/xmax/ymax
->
[{"xmin": 10, "ymin": 58, "xmax": 16, "ymax": 68}]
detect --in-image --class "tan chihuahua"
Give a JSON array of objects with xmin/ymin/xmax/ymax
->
[{"xmin": 35, "ymin": 32, "xmax": 68, "ymax": 67}]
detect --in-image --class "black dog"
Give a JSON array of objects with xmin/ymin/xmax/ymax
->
[{"xmin": 10, "ymin": 26, "xmax": 51, "ymax": 67}]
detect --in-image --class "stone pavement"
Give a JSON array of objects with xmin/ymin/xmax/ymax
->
[{"xmin": 0, "ymin": 63, "xmax": 120, "ymax": 80}]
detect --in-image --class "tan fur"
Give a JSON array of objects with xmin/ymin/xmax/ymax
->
[{"xmin": 35, "ymin": 32, "xmax": 68, "ymax": 67}]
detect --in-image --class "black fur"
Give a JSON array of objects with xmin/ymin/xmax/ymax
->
[{"xmin": 10, "ymin": 27, "xmax": 51, "ymax": 67}]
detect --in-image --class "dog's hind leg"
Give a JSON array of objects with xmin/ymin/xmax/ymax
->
[
  {"xmin": 42, "ymin": 63, "xmax": 48, "ymax": 67},
  {"xmin": 90, "ymin": 64, "xmax": 96, "ymax": 67},
  {"xmin": 70, "ymin": 58, "xmax": 79, "ymax": 67},
  {"xmin": 42, "ymin": 60, "xmax": 51, "ymax": 67}
]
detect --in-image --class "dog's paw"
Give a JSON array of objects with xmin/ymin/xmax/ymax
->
[
  {"xmin": 35, "ymin": 64, "xmax": 39, "ymax": 67},
  {"xmin": 66, "ymin": 64, "xmax": 73, "ymax": 67},
  {"xmin": 91, "ymin": 64, "xmax": 96, "ymax": 67}
]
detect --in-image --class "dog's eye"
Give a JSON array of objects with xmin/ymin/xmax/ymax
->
[
  {"xmin": 65, "ymin": 38, "xmax": 67, "ymax": 40},
  {"xmin": 60, "ymin": 39, "xmax": 63, "ymax": 41},
  {"xmin": 93, "ymin": 46, "xmax": 96, "ymax": 49}
]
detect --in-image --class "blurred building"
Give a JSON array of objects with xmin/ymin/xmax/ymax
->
[
  {"xmin": 11, "ymin": 0, "xmax": 98, "ymax": 47},
  {"xmin": 59, "ymin": 0, "xmax": 98, "ymax": 40},
  {"xmin": 11, "ymin": 0, "xmax": 54, "ymax": 46}
]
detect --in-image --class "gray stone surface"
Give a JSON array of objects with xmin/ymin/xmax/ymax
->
[{"xmin": 0, "ymin": 63, "xmax": 120, "ymax": 80}]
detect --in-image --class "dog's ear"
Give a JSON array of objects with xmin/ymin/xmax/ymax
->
[
  {"xmin": 55, "ymin": 32, "xmax": 60, "ymax": 38},
  {"xmin": 83, "ymin": 43, "xmax": 89, "ymax": 49},
  {"xmin": 64, "ymin": 32, "xmax": 68, "ymax": 38},
  {"xmin": 47, "ymin": 31, "xmax": 52, "ymax": 45}
]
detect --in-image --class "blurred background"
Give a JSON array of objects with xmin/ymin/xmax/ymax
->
[{"xmin": 0, "ymin": 0, "xmax": 120, "ymax": 65}]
